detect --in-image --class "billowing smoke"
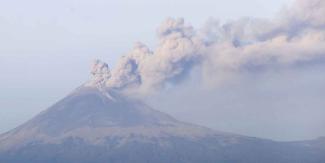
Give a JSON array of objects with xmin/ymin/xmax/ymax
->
[
  {"xmin": 106, "ymin": 18, "xmax": 204, "ymax": 93},
  {"xmin": 90, "ymin": 0, "xmax": 325, "ymax": 95},
  {"xmin": 87, "ymin": 59, "xmax": 111, "ymax": 87}
]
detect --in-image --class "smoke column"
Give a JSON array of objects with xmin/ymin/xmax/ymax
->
[{"xmin": 89, "ymin": 0, "xmax": 325, "ymax": 95}]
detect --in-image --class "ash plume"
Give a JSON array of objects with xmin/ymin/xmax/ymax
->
[{"xmin": 89, "ymin": 0, "xmax": 325, "ymax": 95}]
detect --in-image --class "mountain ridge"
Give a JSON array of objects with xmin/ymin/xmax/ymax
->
[
  {"xmin": 0, "ymin": 85, "xmax": 324, "ymax": 163},
  {"xmin": 0, "ymin": 85, "xmax": 234, "ymax": 151}
]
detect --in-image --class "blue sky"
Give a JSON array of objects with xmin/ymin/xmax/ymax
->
[{"xmin": 2, "ymin": 0, "xmax": 325, "ymax": 141}]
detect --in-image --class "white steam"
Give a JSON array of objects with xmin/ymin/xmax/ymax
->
[{"xmin": 88, "ymin": 0, "xmax": 325, "ymax": 95}]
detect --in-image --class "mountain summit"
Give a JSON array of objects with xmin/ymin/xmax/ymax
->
[
  {"xmin": 0, "ymin": 62, "xmax": 324, "ymax": 163},
  {"xmin": 0, "ymin": 86, "xmax": 218, "ymax": 150}
]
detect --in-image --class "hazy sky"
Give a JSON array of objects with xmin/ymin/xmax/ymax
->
[{"xmin": 2, "ymin": 0, "xmax": 325, "ymax": 141}]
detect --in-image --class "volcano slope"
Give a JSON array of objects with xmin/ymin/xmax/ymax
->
[{"xmin": 0, "ymin": 85, "xmax": 324, "ymax": 163}]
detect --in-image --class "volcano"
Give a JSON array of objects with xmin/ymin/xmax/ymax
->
[{"xmin": 0, "ymin": 65, "xmax": 324, "ymax": 163}]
